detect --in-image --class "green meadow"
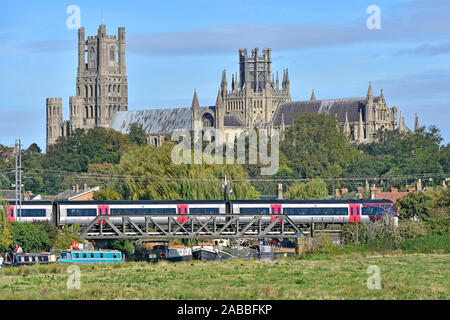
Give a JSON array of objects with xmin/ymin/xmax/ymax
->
[{"xmin": 0, "ymin": 253, "xmax": 448, "ymax": 299}]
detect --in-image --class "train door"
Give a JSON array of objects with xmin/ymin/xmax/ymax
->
[
  {"xmin": 270, "ymin": 204, "xmax": 282, "ymax": 223},
  {"xmin": 177, "ymin": 204, "xmax": 188, "ymax": 223},
  {"xmin": 7, "ymin": 205, "xmax": 14, "ymax": 222},
  {"xmin": 97, "ymin": 205, "xmax": 110, "ymax": 223},
  {"xmin": 349, "ymin": 204, "xmax": 361, "ymax": 222}
]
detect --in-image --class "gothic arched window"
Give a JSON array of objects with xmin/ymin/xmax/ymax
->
[
  {"xmin": 110, "ymin": 47, "xmax": 115, "ymax": 61},
  {"xmin": 202, "ymin": 113, "xmax": 214, "ymax": 128},
  {"xmin": 90, "ymin": 48, "xmax": 95, "ymax": 62}
]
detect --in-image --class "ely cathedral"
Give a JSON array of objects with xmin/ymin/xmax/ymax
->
[{"xmin": 46, "ymin": 24, "xmax": 412, "ymax": 150}]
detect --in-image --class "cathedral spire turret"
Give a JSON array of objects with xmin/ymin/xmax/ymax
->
[
  {"xmin": 191, "ymin": 89, "xmax": 200, "ymax": 131},
  {"xmin": 191, "ymin": 89, "xmax": 199, "ymax": 110},
  {"xmin": 367, "ymin": 81, "xmax": 373, "ymax": 99},
  {"xmin": 311, "ymin": 89, "xmax": 316, "ymax": 101},
  {"xmin": 344, "ymin": 111, "xmax": 350, "ymax": 137},
  {"xmin": 215, "ymin": 88, "xmax": 224, "ymax": 130},
  {"xmin": 221, "ymin": 69, "xmax": 227, "ymax": 92},
  {"xmin": 359, "ymin": 109, "xmax": 364, "ymax": 142}
]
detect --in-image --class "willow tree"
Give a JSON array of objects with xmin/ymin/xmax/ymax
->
[
  {"xmin": 285, "ymin": 179, "xmax": 329, "ymax": 199},
  {"xmin": 113, "ymin": 142, "xmax": 260, "ymax": 200}
]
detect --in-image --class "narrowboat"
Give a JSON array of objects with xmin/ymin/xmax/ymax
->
[
  {"xmin": 2, "ymin": 252, "xmax": 57, "ymax": 266},
  {"xmin": 58, "ymin": 250, "xmax": 124, "ymax": 264},
  {"xmin": 146, "ymin": 245, "xmax": 192, "ymax": 263},
  {"xmin": 192, "ymin": 245, "xmax": 236, "ymax": 261}
]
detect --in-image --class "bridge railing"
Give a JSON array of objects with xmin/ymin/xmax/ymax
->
[{"xmin": 78, "ymin": 214, "xmax": 309, "ymax": 239}]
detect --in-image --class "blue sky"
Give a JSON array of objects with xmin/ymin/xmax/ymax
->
[{"xmin": 0, "ymin": 0, "xmax": 449, "ymax": 150}]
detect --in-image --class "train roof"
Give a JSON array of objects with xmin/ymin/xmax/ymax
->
[
  {"xmin": 7, "ymin": 200, "xmax": 53, "ymax": 205},
  {"xmin": 55, "ymin": 200, "xmax": 226, "ymax": 205},
  {"xmin": 230, "ymin": 199, "xmax": 394, "ymax": 204},
  {"xmin": 54, "ymin": 199, "xmax": 393, "ymax": 205}
]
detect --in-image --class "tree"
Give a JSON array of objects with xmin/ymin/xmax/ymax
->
[
  {"xmin": 93, "ymin": 189, "xmax": 123, "ymax": 200},
  {"xmin": 280, "ymin": 112, "xmax": 359, "ymax": 179},
  {"xmin": 285, "ymin": 179, "xmax": 329, "ymax": 199},
  {"xmin": 9, "ymin": 221, "xmax": 57, "ymax": 252},
  {"xmin": 430, "ymin": 188, "xmax": 450, "ymax": 219},
  {"xmin": 26, "ymin": 143, "xmax": 41, "ymax": 154},
  {"xmin": 127, "ymin": 123, "xmax": 147, "ymax": 146},
  {"xmin": 0, "ymin": 200, "xmax": 13, "ymax": 253},
  {"xmin": 113, "ymin": 142, "xmax": 260, "ymax": 200},
  {"xmin": 396, "ymin": 192, "xmax": 433, "ymax": 220}
]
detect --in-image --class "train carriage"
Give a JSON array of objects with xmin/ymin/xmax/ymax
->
[
  {"xmin": 6, "ymin": 201, "xmax": 53, "ymax": 223},
  {"xmin": 231, "ymin": 199, "xmax": 397, "ymax": 224},
  {"xmin": 4, "ymin": 198, "xmax": 397, "ymax": 228},
  {"xmin": 56, "ymin": 200, "xmax": 226, "ymax": 226}
]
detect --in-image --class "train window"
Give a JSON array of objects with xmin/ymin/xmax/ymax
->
[
  {"xmin": 74, "ymin": 253, "xmax": 78, "ymax": 258},
  {"xmin": 90, "ymin": 253, "xmax": 95, "ymax": 258},
  {"xmin": 67, "ymin": 209, "xmax": 97, "ymax": 217},
  {"xmin": 20, "ymin": 209, "xmax": 46, "ymax": 217},
  {"xmin": 240, "ymin": 207, "xmax": 270, "ymax": 214},
  {"xmin": 83, "ymin": 253, "xmax": 87, "ymax": 258},
  {"xmin": 362, "ymin": 205, "xmax": 385, "ymax": 216},
  {"xmin": 189, "ymin": 208, "xmax": 219, "ymax": 214},
  {"xmin": 110, "ymin": 208, "xmax": 176, "ymax": 215},
  {"xmin": 284, "ymin": 207, "xmax": 347, "ymax": 215},
  {"xmin": 100, "ymin": 253, "xmax": 103, "ymax": 258}
]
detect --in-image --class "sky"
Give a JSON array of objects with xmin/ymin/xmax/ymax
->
[{"xmin": 0, "ymin": 0, "xmax": 449, "ymax": 150}]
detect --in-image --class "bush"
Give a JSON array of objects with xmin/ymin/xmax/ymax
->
[
  {"xmin": 53, "ymin": 225, "xmax": 81, "ymax": 250},
  {"xmin": 399, "ymin": 234, "xmax": 449, "ymax": 253},
  {"xmin": 312, "ymin": 233, "xmax": 342, "ymax": 255},
  {"xmin": 112, "ymin": 239, "xmax": 135, "ymax": 257},
  {"xmin": 397, "ymin": 219, "xmax": 428, "ymax": 239},
  {"xmin": 423, "ymin": 217, "xmax": 449, "ymax": 235},
  {"xmin": 397, "ymin": 192, "xmax": 432, "ymax": 220},
  {"xmin": 9, "ymin": 221, "xmax": 57, "ymax": 252},
  {"xmin": 342, "ymin": 217, "xmax": 400, "ymax": 250}
]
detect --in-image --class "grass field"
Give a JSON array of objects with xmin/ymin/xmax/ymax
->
[{"xmin": 0, "ymin": 253, "xmax": 448, "ymax": 299}]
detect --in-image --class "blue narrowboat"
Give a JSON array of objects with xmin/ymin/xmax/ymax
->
[{"xmin": 58, "ymin": 250, "xmax": 124, "ymax": 264}]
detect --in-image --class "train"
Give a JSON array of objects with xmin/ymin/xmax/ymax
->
[{"xmin": 4, "ymin": 199, "xmax": 397, "ymax": 226}]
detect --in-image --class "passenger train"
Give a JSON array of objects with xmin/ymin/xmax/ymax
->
[{"xmin": 5, "ymin": 199, "xmax": 397, "ymax": 226}]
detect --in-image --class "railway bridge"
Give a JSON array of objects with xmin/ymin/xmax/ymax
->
[{"xmin": 78, "ymin": 213, "xmax": 341, "ymax": 240}]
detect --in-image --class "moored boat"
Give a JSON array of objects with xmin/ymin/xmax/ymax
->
[
  {"xmin": 192, "ymin": 245, "xmax": 218, "ymax": 261},
  {"xmin": 146, "ymin": 245, "xmax": 192, "ymax": 262},
  {"xmin": 193, "ymin": 245, "xmax": 236, "ymax": 260},
  {"xmin": 2, "ymin": 252, "xmax": 57, "ymax": 266},
  {"xmin": 58, "ymin": 250, "xmax": 124, "ymax": 264}
]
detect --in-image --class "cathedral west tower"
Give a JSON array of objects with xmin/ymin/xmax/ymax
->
[{"xmin": 46, "ymin": 24, "xmax": 128, "ymax": 150}]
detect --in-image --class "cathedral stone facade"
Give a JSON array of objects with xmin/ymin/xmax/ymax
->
[
  {"xmin": 46, "ymin": 24, "xmax": 410, "ymax": 150},
  {"xmin": 272, "ymin": 82, "xmax": 403, "ymax": 143},
  {"xmin": 46, "ymin": 24, "xmax": 128, "ymax": 149}
]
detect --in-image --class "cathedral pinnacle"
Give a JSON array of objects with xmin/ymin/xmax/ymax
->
[
  {"xmin": 367, "ymin": 81, "xmax": 373, "ymax": 98},
  {"xmin": 191, "ymin": 89, "xmax": 200, "ymax": 110}
]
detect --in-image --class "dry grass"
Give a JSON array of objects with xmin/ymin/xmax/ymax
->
[{"xmin": 0, "ymin": 253, "xmax": 448, "ymax": 299}]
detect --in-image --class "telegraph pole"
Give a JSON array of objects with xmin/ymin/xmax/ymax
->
[
  {"xmin": 15, "ymin": 139, "xmax": 18, "ymax": 221},
  {"xmin": 19, "ymin": 139, "xmax": 22, "ymax": 221},
  {"xmin": 14, "ymin": 139, "xmax": 22, "ymax": 222}
]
